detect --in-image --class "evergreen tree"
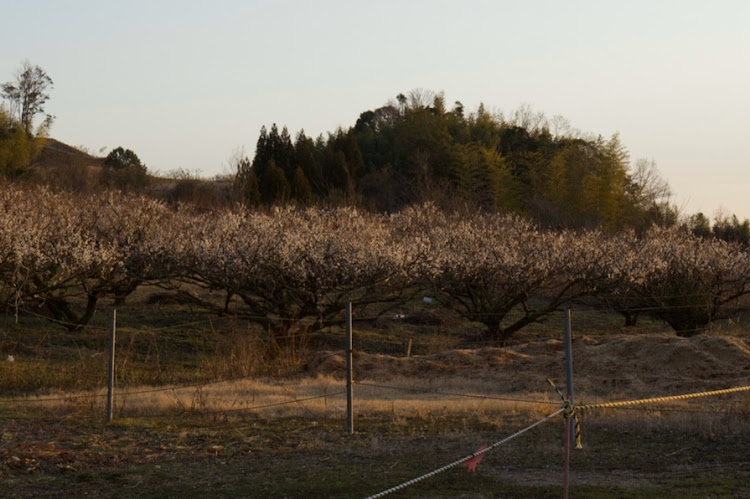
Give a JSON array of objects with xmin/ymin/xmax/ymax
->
[
  {"xmin": 267, "ymin": 123, "xmax": 281, "ymax": 160},
  {"xmin": 240, "ymin": 90, "xmax": 674, "ymax": 230},
  {"xmin": 594, "ymin": 134, "xmax": 630, "ymax": 230},
  {"xmin": 102, "ymin": 146, "xmax": 148, "ymax": 191},
  {"xmin": 469, "ymin": 103, "xmax": 500, "ymax": 149},
  {"xmin": 278, "ymin": 125, "xmax": 296, "ymax": 180},
  {"xmin": 233, "ymin": 156, "xmax": 260, "ymax": 206},
  {"xmin": 261, "ymin": 159, "xmax": 290, "ymax": 204},
  {"xmin": 252, "ymin": 126, "xmax": 271, "ymax": 186},
  {"xmin": 392, "ymin": 105, "xmax": 453, "ymax": 202},
  {"xmin": 295, "ymin": 130, "xmax": 323, "ymax": 196},
  {"xmin": 291, "ymin": 166, "xmax": 313, "ymax": 205},
  {"xmin": 323, "ymin": 149, "xmax": 351, "ymax": 195},
  {"xmin": 453, "ymin": 144, "xmax": 519, "ymax": 211},
  {"xmin": 689, "ymin": 212, "xmax": 712, "ymax": 238},
  {"xmin": 712, "ymin": 214, "xmax": 750, "ymax": 245},
  {"xmin": 342, "ymin": 132, "xmax": 364, "ymax": 179}
]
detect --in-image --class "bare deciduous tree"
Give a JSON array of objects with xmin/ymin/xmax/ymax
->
[{"xmin": 1, "ymin": 61, "xmax": 54, "ymax": 135}]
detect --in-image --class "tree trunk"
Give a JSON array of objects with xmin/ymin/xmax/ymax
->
[{"xmin": 623, "ymin": 311, "xmax": 639, "ymax": 327}]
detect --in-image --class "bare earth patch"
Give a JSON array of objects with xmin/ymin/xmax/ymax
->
[{"xmin": 309, "ymin": 332, "xmax": 750, "ymax": 397}]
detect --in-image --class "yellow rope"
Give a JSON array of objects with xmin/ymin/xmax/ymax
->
[
  {"xmin": 572, "ymin": 407, "xmax": 582, "ymax": 449},
  {"xmin": 548, "ymin": 380, "xmax": 583, "ymax": 449},
  {"xmin": 550, "ymin": 381, "xmax": 750, "ymax": 449},
  {"xmin": 576, "ymin": 385, "xmax": 750, "ymax": 411},
  {"xmin": 562, "ymin": 402, "xmax": 583, "ymax": 449}
]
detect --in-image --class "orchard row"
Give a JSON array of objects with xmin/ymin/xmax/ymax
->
[{"xmin": 2, "ymin": 186, "xmax": 749, "ymax": 340}]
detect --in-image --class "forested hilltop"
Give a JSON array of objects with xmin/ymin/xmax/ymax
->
[
  {"xmin": 234, "ymin": 90, "xmax": 675, "ymax": 232},
  {"xmin": 229, "ymin": 89, "xmax": 750, "ymax": 240}
]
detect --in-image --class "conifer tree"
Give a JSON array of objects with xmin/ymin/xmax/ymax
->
[
  {"xmin": 252, "ymin": 126, "xmax": 271, "ymax": 186},
  {"xmin": 261, "ymin": 159, "xmax": 290, "ymax": 204},
  {"xmin": 295, "ymin": 131, "xmax": 323, "ymax": 195},
  {"xmin": 291, "ymin": 166, "xmax": 313, "ymax": 204},
  {"xmin": 232, "ymin": 157, "xmax": 260, "ymax": 206}
]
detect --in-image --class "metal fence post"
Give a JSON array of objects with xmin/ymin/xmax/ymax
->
[
  {"xmin": 346, "ymin": 302, "xmax": 354, "ymax": 435},
  {"xmin": 106, "ymin": 309, "xmax": 116, "ymax": 423},
  {"xmin": 564, "ymin": 307, "xmax": 574, "ymax": 413},
  {"xmin": 563, "ymin": 306, "xmax": 574, "ymax": 498}
]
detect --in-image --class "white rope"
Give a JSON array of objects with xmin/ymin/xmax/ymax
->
[{"xmin": 364, "ymin": 407, "xmax": 564, "ymax": 498}]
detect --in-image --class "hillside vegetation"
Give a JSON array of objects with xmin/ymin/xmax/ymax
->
[{"xmin": 234, "ymin": 93, "xmax": 672, "ymax": 232}]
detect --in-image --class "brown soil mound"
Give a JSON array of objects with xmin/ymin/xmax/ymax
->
[{"xmin": 308, "ymin": 334, "xmax": 750, "ymax": 398}]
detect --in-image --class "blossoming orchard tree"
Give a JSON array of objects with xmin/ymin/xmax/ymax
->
[
  {"xmin": 80, "ymin": 192, "xmax": 177, "ymax": 304},
  {"xmin": 395, "ymin": 205, "xmax": 616, "ymax": 343},
  {"xmin": 174, "ymin": 206, "xmax": 411, "ymax": 344},
  {"xmin": 0, "ymin": 187, "xmax": 174, "ymax": 329},
  {"xmin": 614, "ymin": 227, "xmax": 750, "ymax": 335},
  {"xmin": 0, "ymin": 187, "xmax": 99, "ymax": 327}
]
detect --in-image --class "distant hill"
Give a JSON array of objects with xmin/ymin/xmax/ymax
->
[
  {"xmin": 31, "ymin": 138, "xmax": 104, "ymax": 170},
  {"xmin": 25, "ymin": 138, "xmax": 233, "ymax": 209},
  {"xmin": 28, "ymin": 138, "xmax": 104, "ymax": 191}
]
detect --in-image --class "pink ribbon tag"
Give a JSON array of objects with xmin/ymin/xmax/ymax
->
[{"xmin": 461, "ymin": 446, "xmax": 488, "ymax": 472}]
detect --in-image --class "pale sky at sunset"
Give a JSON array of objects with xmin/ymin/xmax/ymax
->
[{"xmin": 2, "ymin": 0, "xmax": 748, "ymax": 218}]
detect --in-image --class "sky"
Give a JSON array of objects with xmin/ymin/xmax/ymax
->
[{"xmin": 2, "ymin": 0, "xmax": 749, "ymax": 219}]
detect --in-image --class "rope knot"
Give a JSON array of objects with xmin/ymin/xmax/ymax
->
[
  {"xmin": 562, "ymin": 400, "xmax": 575, "ymax": 419},
  {"xmin": 548, "ymin": 379, "xmax": 583, "ymax": 449}
]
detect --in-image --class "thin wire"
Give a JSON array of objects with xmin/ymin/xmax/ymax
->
[
  {"xmin": 16, "ymin": 306, "xmax": 108, "ymax": 331},
  {"xmin": 2, "ymin": 372, "xmax": 264, "ymax": 404},
  {"xmin": 354, "ymin": 381, "xmax": 558, "ymax": 406},
  {"xmin": 134, "ymin": 390, "xmax": 347, "ymax": 419},
  {"xmin": 139, "ymin": 315, "xmax": 232, "ymax": 332}
]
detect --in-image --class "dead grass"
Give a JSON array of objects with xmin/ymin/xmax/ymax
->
[
  {"xmin": 2, "ymin": 375, "xmax": 557, "ymax": 423},
  {"xmin": 3, "ymin": 301, "xmax": 750, "ymax": 496}
]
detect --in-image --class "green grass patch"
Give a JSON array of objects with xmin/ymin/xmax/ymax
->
[{"xmin": 1, "ymin": 414, "xmax": 749, "ymax": 498}]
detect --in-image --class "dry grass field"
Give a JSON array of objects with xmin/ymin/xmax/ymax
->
[{"xmin": 2, "ymin": 297, "xmax": 750, "ymax": 497}]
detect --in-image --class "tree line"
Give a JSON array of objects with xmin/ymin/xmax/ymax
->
[
  {"xmin": 3, "ymin": 62, "xmax": 748, "ymax": 243},
  {"xmin": 2, "ymin": 186, "xmax": 749, "ymax": 344},
  {"xmin": 231, "ymin": 89, "xmax": 750, "ymax": 242},
  {"xmin": 233, "ymin": 90, "xmax": 679, "ymax": 232}
]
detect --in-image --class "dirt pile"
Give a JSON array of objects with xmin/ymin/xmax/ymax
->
[{"xmin": 308, "ymin": 333, "xmax": 750, "ymax": 398}]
